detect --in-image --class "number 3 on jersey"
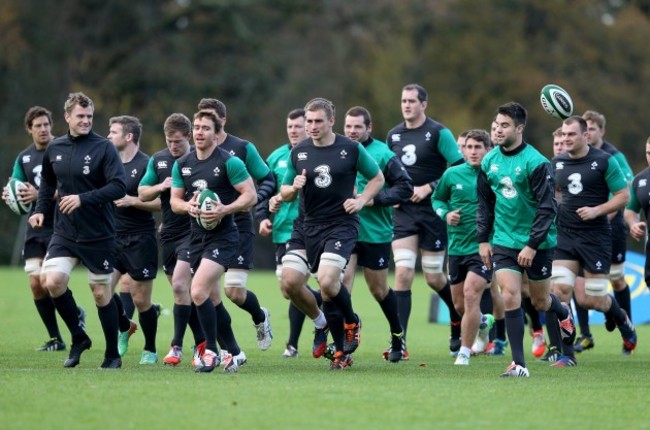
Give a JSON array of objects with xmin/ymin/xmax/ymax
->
[
  {"xmin": 499, "ymin": 176, "xmax": 518, "ymax": 199},
  {"xmin": 401, "ymin": 144, "xmax": 417, "ymax": 166},
  {"xmin": 314, "ymin": 165, "xmax": 332, "ymax": 188}
]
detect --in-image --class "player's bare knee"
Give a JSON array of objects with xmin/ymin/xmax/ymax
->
[{"xmin": 368, "ymin": 283, "xmax": 388, "ymax": 302}]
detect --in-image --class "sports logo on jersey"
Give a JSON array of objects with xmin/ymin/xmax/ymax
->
[
  {"xmin": 556, "ymin": 162, "xmax": 564, "ymax": 170},
  {"xmin": 84, "ymin": 155, "xmax": 92, "ymax": 164},
  {"xmin": 515, "ymin": 166, "xmax": 522, "ymax": 176},
  {"xmin": 334, "ymin": 241, "xmax": 342, "ymax": 250},
  {"xmin": 212, "ymin": 248, "xmax": 220, "ymax": 258},
  {"xmin": 568, "ymin": 173, "xmax": 583, "ymax": 195},
  {"xmin": 103, "ymin": 260, "xmax": 110, "ymax": 270},
  {"xmin": 237, "ymin": 255, "xmax": 244, "ymax": 265},
  {"xmin": 278, "ymin": 160, "xmax": 288, "ymax": 168},
  {"xmin": 541, "ymin": 266, "xmax": 548, "ymax": 277},
  {"xmin": 298, "ymin": 152, "xmax": 308, "ymax": 161},
  {"xmin": 22, "ymin": 155, "xmax": 31, "ymax": 163},
  {"xmin": 130, "ymin": 168, "xmax": 138, "ymax": 178},
  {"xmin": 591, "ymin": 161, "xmax": 598, "ymax": 170},
  {"xmin": 314, "ymin": 165, "xmax": 332, "ymax": 188},
  {"xmin": 157, "ymin": 161, "xmax": 168, "ymax": 169},
  {"xmin": 435, "ymin": 208, "xmax": 444, "ymax": 217},
  {"xmin": 229, "ymin": 150, "xmax": 236, "ymax": 156},
  {"xmin": 340, "ymin": 150, "xmax": 347, "ymax": 159},
  {"xmin": 499, "ymin": 176, "xmax": 517, "ymax": 199},
  {"xmin": 401, "ymin": 144, "xmax": 417, "ymax": 166},
  {"xmin": 83, "ymin": 166, "xmax": 90, "ymax": 175},
  {"xmin": 142, "ymin": 268, "xmax": 150, "ymax": 278},
  {"xmin": 639, "ymin": 179, "xmax": 647, "ymax": 187},
  {"xmin": 56, "ymin": 155, "xmax": 62, "ymax": 161},
  {"xmin": 425, "ymin": 132, "xmax": 431, "ymax": 142},
  {"xmin": 455, "ymin": 184, "xmax": 463, "ymax": 190},
  {"xmin": 490, "ymin": 164, "xmax": 499, "ymax": 172},
  {"xmin": 33, "ymin": 165, "xmax": 42, "ymax": 188},
  {"xmin": 378, "ymin": 257, "xmax": 385, "ymax": 267},
  {"xmin": 192, "ymin": 179, "xmax": 208, "ymax": 191},
  {"xmin": 391, "ymin": 134, "xmax": 401, "ymax": 142},
  {"xmin": 213, "ymin": 167, "xmax": 221, "ymax": 176},
  {"xmin": 181, "ymin": 167, "xmax": 192, "ymax": 176},
  {"xmin": 595, "ymin": 260, "xmax": 602, "ymax": 270}
]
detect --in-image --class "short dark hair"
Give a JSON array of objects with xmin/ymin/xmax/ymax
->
[
  {"xmin": 64, "ymin": 92, "xmax": 93, "ymax": 114},
  {"xmin": 197, "ymin": 98, "xmax": 227, "ymax": 118},
  {"xmin": 563, "ymin": 115, "xmax": 588, "ymax": 134},
  {"xmin": 402, "ymin": 83, "xmax": 428, "ymax": 102},
  {"xmin": 109, "ymin": 115, "xmax": 143, "ymax": 143},
  {"xmin": 465, "ymin": 129, "xmax": 492, "ymax": 149},
  {"xmin": 287, "ymin": 108, "xmax": 305, "ymax": 120},
  {"xmin": 194, "ymin": 110, "xmax": 223, "ymax": 132},
  {"xmin": 164, "ymin": 113, "xmax": 192, "ymax": 136},
  {"xmin": 344, "ymin": 106, "xmax": 372, "ymax": 127},
  {"xmin": 496, "ymin": 102, "xmax": 527, "ymax": 127},
  {"xmin": 24, "ymin": 106, "xmax": 53, "ymax": 130}
]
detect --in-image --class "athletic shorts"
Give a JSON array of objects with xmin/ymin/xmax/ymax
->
[
  {"xmin": 353, "ymin": 241, "xmax": 391, "ymax": 271},
  {"xmin": 160, "ymin": 232, "xmax": 191, "ymax": 276},
  {"xmin": 189, "ymin": 228, "xmax": 240, "ymax": 273},
  {"xmin": 645, "ymin": 240, "xmax": 650, "ymax": 287},
  {"xmin": 610, "ymin": 222, "xmax": 628, "ymax": 264},
  {"xmin": 45, "ymin": 234, "xmax": 116, "ymax": 274},
  {"xmin": 449, "ymin": 254, "xmax": 492, "ymax": 284},
  {"xmin": 114, "ymin": 232, "xmax": 158, "ymax": 281},
  {"xmin": 275, "ymin": 243, "xmax": 288, "ymax": 266},
  {"xmin": 23, "ymin": 235, "xmax": 50, "ymax": 260},
  {"xmin": 229, "ymin": 230, "xmax": 254, "ymax": 270},
  {"xmin": 285, "ymin": 219, "xmax": 306, "ymax": 254},
  {"xmin": 303, "ymin": 221, "xmax": 357, "ymax": 273},
  {"xmin": 393, "ymin": 203, "xmax": 447, "ymax": 251},
  {"xmin": 554, "ymin": 227, "xmax": 611, "ymax": 275},
  {"xmin": 491, "ymin": 245, "xmax": 554, "ymax": 281}
]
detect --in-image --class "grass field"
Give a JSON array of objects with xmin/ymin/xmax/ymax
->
[{"xmin": 0, "ymin": 266, "xmax": 648, "ymax": 430}]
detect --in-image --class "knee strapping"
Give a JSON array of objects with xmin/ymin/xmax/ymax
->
[
  {"xmin": 421, "ymin": 255, "xmax": 445, "ymax": 274},
  {"xmin": 225, "ymin": 271, "xmax": 248, "ymax": 288},
  {"xmin": 609, "ymin": 263, "xmax": 625, "ymax": 281},
  {"xmin": 319, "ymin": 252, "xmax": 347, "ymax": 271},
  {"xmin": 551, "ymin": 266, "xmax": 576, "ymax": 288},
  {"xmin": 393, "ymin": 249, "xmax": 417, "ymax": 269},
  {"xmin": 281, "ymin": 252, "xmax": 309, "ymax": 275},
  {"xmin": 585, "ymin": 277, "xmax": 609, "ymax": 297}
]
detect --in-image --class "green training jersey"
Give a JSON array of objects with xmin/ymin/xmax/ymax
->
[{"xmin": 266, "ymin": 143, "xmax": 299, "ymax": 244}]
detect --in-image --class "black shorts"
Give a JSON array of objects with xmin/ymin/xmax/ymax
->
[
  {"xmin": 114, "ymin": 232, "xmax": 158, "ymax": 281},
  {"xmin": 46, "ymin": 234, "xmax": 116, "ymax": 274},
  {"xmin": 189, "ymin": 228, "xmax": 240, "ymax": 273},
  {"xmin": 230, "ymin": 230, "xmax": 254, "ymax": 270},
  {"xmin": 303, "ymin": 221, "xmax": 357, "ymax": 273},
  {"xmin": 492, "ymin": 245, "xmax": 554, "ymax": 281},
  {"xmin": 353, "ymin": 241, "xmax": 391, "ymax": 271},
  {"xmin": 393, "ymin": 204, "xmax": 447, "ymax": 251},
  {"xmin": 23, "ymin": 235, "xmax": 50, "ymax": 260},
  {"xmin": 160, "ymin": 232, "xmax": 191, "ymax": 276},
  {"xmin": 610, "ymin": 222, "xmax": 628, "ymax": 264},
  {"xmin": 275, "ymin": 243, "xmax": 288, "ymax": 266},
  {"xmin": 286, "ymin": 219, "xmax": 306, "ymax": 254},
  {"xmin": 554, "ymin": 227, "xmax": 611, "ymax": 275},
  {"xmin": 645, "ymin": 240, "xmax": 650, "ymax": 286},
  {"xmin": 449, "ymin": 254, "xmax": 492, "ymax": 284}
]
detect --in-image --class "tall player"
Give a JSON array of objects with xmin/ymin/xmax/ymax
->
[{"xmin": 386, "ymin": 83, "xmax": 464, "ymax": 356}]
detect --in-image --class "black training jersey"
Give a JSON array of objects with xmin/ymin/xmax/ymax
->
[
  {"xmin": 386, "ymin": 117, "xmax": 463, "ymax": 205},
  {"xmin": 35, "ymin": 130, "xmax": 126, "ymax": 242},
  {"xmin": 171, "ymin": 146, "xmax": 250, "ymax": 235},
  {"xmin": 116, "ymin": 150, "xmax": 155, "ymax": 235},
  {"xmin": 11, "ymin": 144, "xmax": 54, "ymax": 239},
  {"xmin": 282, "ymin": 134, "xmax": 380, "ymax": 226},
  {"xmin": 553, "ymin": 146, "xmax": 627, "ymax": 230},
  {"xmin": 139, "ymin": 147, "xmax": 193, "ymax": 237},
  {"xmin": 628, "ymin": 167, "xmax": 650, "ymax": 221}
]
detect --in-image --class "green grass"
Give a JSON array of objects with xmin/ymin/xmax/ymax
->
[{"xmin": 0, "ymin": 267, "xmax": 648, "ymax": 430}]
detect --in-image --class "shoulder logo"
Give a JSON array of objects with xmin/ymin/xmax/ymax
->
[
  {"xmin": 157, "ymin": 160, "xmax": 168, "ymax": 169},
  {"xmin": 22, "ymin": 155, "xmax": 31, "ymax": 163},
  {"xmin": 213, "ymin": 166, "xmax": 221, "ymax": 176},
  {"xmin": 591, "ymin": 161, "xmax": 598, "ymax": 170},
  {"xmin": 640, "ymin": 179, "xmax": 647, "ymax": 187},
  {"xmin": 490, "ymin": 164, "xmax": 499, "ymax": 172},
  {"xmin": 425, "ymin": 131, "xmax": 431, "ymax": 141},
  {"xmin": 456, "ymin": 184, "xmax": 463, "ymax": 190},
  {"xmin": 278, "ymin": 160, "xmax": 287, "ymax": 168},
  {"xmin": 297, "ymin": 152, "xmax": 308, "ymax": 161},
  {"xmin": 392, "ymin": 134, "xmax": 401, "ymax": 142},
  {"xmin": 340, "ymin": 149, "xmax": 347, "ymax": 159},
  {"xmin": 55, "ymin": 155, "xmax": 62, "ymax": 161},
  {"xmin": 515, "ymin": 166, "xmax": 522, "ymax": 176},
  {"xmin": 229, "ymin": 150, "xmax": 236, "ymax": 156},
  {"xmin": 84, "ymin": 155, "xmax": 92, "ymax": 164},
  {"xmin": 130, "ymin": 168, "xmax": 138, "ymax": 178},
  {"xmin": 556, "ymin": 162, "xmax": 564, "ymax": 170},
  {"xmin": 181, "ymin": 167, "xmax": 192, "ymax": 176}
]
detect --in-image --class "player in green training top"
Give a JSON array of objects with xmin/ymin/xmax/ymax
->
[
  {"xmin": 477, "ymin": 102, "xmax": 574, "ymax": 378},
  {"xmin": 433, "ymin": 129, "xmax": 494, "ymax": 366}
]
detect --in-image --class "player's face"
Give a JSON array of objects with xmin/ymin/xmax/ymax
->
[
  {"xmin": 28, "ymin": 115, "xmax": 53, "ymax": 148},
  {"xmin": 561, "ymin": 121, "xmax": 588, "ymax": 155},
  {"xmin": 490, "ymin": 121, "xmax": 499, "ymax": 144},
  {"xmin": 305, "ymin": 109, "xmax": 333, "ymax": 142},
  {"xmin": 456, "ymin": 135, "xmax": 467, "ymax": 156},
  {"xmin": 344, "ymin": 115, "xmax": 370, "ymax": 142},
  {"xmin": 165, "ymin": 130, "xmax": 191, "ymax": 158},
  {"xmin": 401, "ymin": 89, "xmax": 426, "ymax": 122},
  {"xmin": 553, "ymin": 136, "xmax": 566, "ymax": 156},
  {"xmin": 286, "ymin": 116, "xmax": 307, "ymax": 146},
  {"xmin": 585, "ymin": 120, "xmax": 604, "ymax": 146},
  {"xmin": 464, "ymin": 137, "xmax": 488, "ymax": 167},
  {"xmin": 65, "ymin": 104, "xmax": 93, "ymax": 137},
  {"xmin": 107, "ymin": 123, "xmax": 127, "ymax": 151},
  {"xmin": 493, "ymin": 114, "xmax": 519, "ymax": 148},
  {"xmin": 193, "ymin": 117, "xmax": 217, "ymax": 150},
  {"xmin": 646, "ymin": 143, "xmax": 650, "ymax": 167}
]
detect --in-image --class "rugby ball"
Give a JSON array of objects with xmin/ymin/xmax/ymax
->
[
  {"xmin": 540, "ymin": 84, "xmax": 574, "ymax": 119},
  {"xmin": 196, "ymin": 188, "xmax": 220, "ymax": 230},
  {"xmin": 5, "ymin": 178, "xmax": 32, "ymax": 215}
]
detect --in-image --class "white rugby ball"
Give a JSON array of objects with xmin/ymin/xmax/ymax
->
[
  {"xmin": 196, "ymin": 188, "xmax": 220, "ymax": 230},
  {"xmin": 5, "ymin": 178, "xmax": 32, "ymax": 215},
  {"xmin": 540, "ymin": 84, "xmax": 574, "ymax": 119}
]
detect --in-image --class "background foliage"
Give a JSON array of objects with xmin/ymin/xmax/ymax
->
[{"xmin": 1, "ymin": 0, "xmax": 649, "ymax": 263}]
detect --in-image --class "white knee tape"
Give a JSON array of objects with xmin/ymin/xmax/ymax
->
[
  {"xmin": 421, "ymin": 255, "xmax": 445, "ymax": 274},
  {"xmin": 281, "ymin": 252, "xmax": 309, "ymax": 275},
  {"xmin": 24, "ymin": 258, "xmax": 43, "ymax": 276},
  {"xmin": 609, "ymin": 263, "xmax": 625, "ymax": 281},
  {"xmin": 551, "ymin": 266, "xmax": 576, "ymax": 287},
  {"xmin": 393, "ymin": 249, "xmax": 417, "ymax": 269},
  {"xmin": 88, "ymin": 271, "xmax": 112, "ymax": 285},
  {"xmin": 225, "ymin": 271, "xmax": 249, "ymax": 288},
  {"xmin": 41, "ymin": 257, "xmax": 76, "ymax": 276},
  {"xmin": 319, "ymin": 252, "xmax": 347, "ymax": 271},
  {"xmin": 275, "ymin": 265, "xmax": 283, "ymax": 281},
  {"xmin": 585, "ymin": 277, "xmax": 609, "ymax": 297}
]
